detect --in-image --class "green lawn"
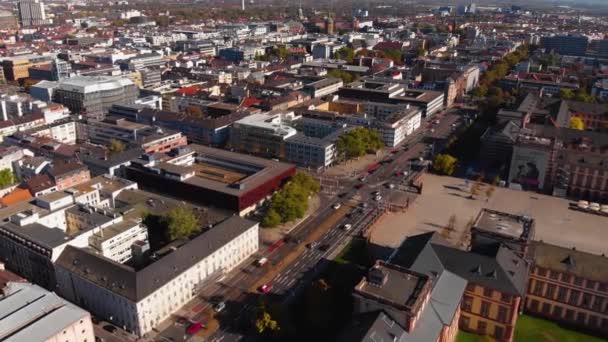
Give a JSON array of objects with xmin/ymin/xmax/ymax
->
[
  {"xmin": 514, "ymin": 315, "xmax": 606, "ymax": 342},
  {"xmin": 457, "ymin": 315, "xmax": 607, "ymax": 342}
]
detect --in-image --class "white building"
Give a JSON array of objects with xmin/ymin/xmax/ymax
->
[
  {"xmin": 55, "ymin": 216, "xmax": 259, "ymax": 336},
  {"xmin": 374, "ymin": 106, "xmax": 422, "ymax": 147},
  {"xmin": 0, "ymin": 282, "xmax": 94, "ymax": 342}
]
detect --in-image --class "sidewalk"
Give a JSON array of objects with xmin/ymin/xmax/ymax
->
[
  {"xmin": 258, "ymin": 195, "xmax": 321, "ymax": 244},
  {"xmin": 323, "ymin": 150, "xmax": 389, "ymax": 180}
]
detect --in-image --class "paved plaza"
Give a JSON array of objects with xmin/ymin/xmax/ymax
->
[{"xmin": 371, "ymin": 174, "xmax": 608, "ymax": 256}]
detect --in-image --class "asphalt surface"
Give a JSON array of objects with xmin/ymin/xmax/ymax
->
[{"xmin": 150, "ymin": 108, "xmax": 467, "ymax": 342}]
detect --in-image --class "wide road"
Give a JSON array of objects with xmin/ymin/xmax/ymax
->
[{"xmin": 156, "ymin": 108, "xmax": 467, "ymax": 342}]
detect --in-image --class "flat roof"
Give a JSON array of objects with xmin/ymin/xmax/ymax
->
[
  {"xmin": 355, "ymin": 261, "xmax": 429, "ymax": 312},
  {"xmin": 0, "ymin": 222, "xmax": 69, "ymax": 250},
  {"xmin": 474, "ymin": 208, "xmax": 533, "ymax": 240}
]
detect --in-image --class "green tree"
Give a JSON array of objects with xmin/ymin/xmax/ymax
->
[
  {"xmin": 0, "ymin": 169, "xmax": 15, "ymax": 188},
  {"xmin": 569, "ymin": 116, "xmax": 585, "ymax": 130},
  {"xmin": 255, "ymin": 309, "xmax": 280, "ymax": 334},
  {"xmin": 559, "ymin": 88, "xmax": 575, "ymax": 100},
  {"xmin": 472, "ymin": 85, "xmax": 488, "ymax": 97},
  {"xmin": 574, "ymin": 90, "xmax": 595, "ymax": 103},
  {"xmin": 432, "ymin": 154, "xmax": 458, "ymax": 176},
  {"xmin": 336, "ymin": 128, "xmax": 384, "ymax": 160},
  {"xmin": 327, "ymin": 69, "xmax": 355, "ymax": 83},
  {"xmin": 164, "ymin": 207, "xmax": 199, "ymax": 240},
  {"xmin": 262, "ymin": 208, "xmax": 282, "ymax": 228},
  {"xmin": 291, "ymin": 172, "xmax": 320, "ymax": 196},
  {"xmin": 108, "ymin": 139, "xmax": 126, "ymax": 154},
  {"xmin": 334, "ymin": 47, "xmax": 354, "ymax": 63}
]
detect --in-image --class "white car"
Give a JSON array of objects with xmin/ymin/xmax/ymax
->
[
  {"xmin": 374, "ymin": 195, "xmax": 382, "ymax": 201},
  {"xmin": 589, "ymin": 202, "xmax": 601, "ymax": 211},
  {"xmin": 332, "ymin": 203, "xmax": 341, "ymax": 210},
  {"xmin": 577, "ymin": 200, "xmax": 589, "ymax": 209},
  {"xmin": 387, "ymin": 183, "xmax": 395, "ymax": 189},
  {"xmin": 343, "ymin": 223, "xmax": 352, "ymax": 231},
  {"xmin": 601, "ymin": 205, "xmax": 608, "ymax": 214}
]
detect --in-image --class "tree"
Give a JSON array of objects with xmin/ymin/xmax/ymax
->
[
  {"xmin": 336, "ymin": 128, "xmax": 384, "ymax": 160},
  {"xmin": 0, "ymin": 169, "xmax": 15, "ymax": 188},
  {"xmin": 327, "ymin": 69, "xmax": 356, "ymax": 83},
  {"xmin": 472, "ymin": 85, "xmax": 488, "ymax": 97},
  {"xmin": 569, "ymin": 116, "xmax": 585, "ymax": 130},
  {"xmin": 432, "ymin": 154, "xmax": 458, "ymax": 176},
  {"xmin": 164, "ymin": 207, "xmax": 199, "ymax": 240},
  {"xmin": 255, "ymin": 306, "xmax": 280, "ymax": 334},
  {"xmin": 262, "ymin": 208, "xmax": 281, "ymax": 228},
  {"xmin": 559, "ymin": 88, "xmax": 575, "ymax": 100},
  {"xmin": 334, "ymin": 47, "xmax": 354, "ymax": 63},
  {"xmin": 108, "ymin": 139, "xmax": 126, "ymax": 154}
]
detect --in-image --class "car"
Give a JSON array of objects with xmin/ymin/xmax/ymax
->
[
  {"xmin": 391, "ymin": 149, "xmax": 399, "ymax": 154},
  {"xmin": 343, "ymin": 223, "xmax": 352, "ymax": 231},
  {"xmin": 374, "ymin": 195, "xmax": 382, "ymax": 201},
  {"xmin": 319, "ymin": 244, "xmax": 330, "ymax": 251},
  {"xmin": 306, "ymin": 242, "xmax": 317, "ymax": 249},
  {"xmin": 214, "ymin": 301, "xmax": 226, "ymax": 313},
  {"xmin": 402, "ymin": 171, "xmax": 409, "ymax": 177},
  {"xmin": 187, "ymin": 322, "xmax": 203, "ymax": 335},
  {"xmin": 256, "ymin": 257, "xmax": 268, "ymax": 267},
  {"xmin": 176, "ymin": 317, "xmax": 190, "ymax": 326},
  {"xmin": 386, "ymin": 183, "xmax": 395, "ymax": 189},
  {"xmin": 332, "ymin": 203, "xmax": 342, "ymax": 210},
  {"xmin": 359, "ymin": 176, "xmax": 367, "ymax": 182},
  {"xmin": 589, "ymin": 202, "xmax": 601, "ymax": 211},
  {"xmin": 372, "ymin": 191, "xmax": 380, "ymax": 196},
  {"xmin": 577, "ymin": 200, "xmax": 589, "ymax": 209},
  {"xmin": 259, "ymin": 284, "xmax": 273, "ymax": 293},
  {"xmin": 601, "ymin": 205, "xmax": 608, "ymax": 214},
  {"xmin": 360, "ymin": 202, "xmax": 369, "ymax": 208},
  {"xmin": 434, "ymin": 120, "xmax": 440, "ymax": 124},
  {"xmin": 354, "ymin": 183, "xmax": 364, "ymax": 189},
  {"xmin": 102, "ymin": 325, "xmax": 117, "ymax": 333}
]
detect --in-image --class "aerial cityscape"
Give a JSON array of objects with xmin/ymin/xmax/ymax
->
[{"xmin": 0, "ymin": 0, "xmax": 606, "ymax": 341}]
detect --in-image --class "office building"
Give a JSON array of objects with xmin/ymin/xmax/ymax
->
[
  {"xmin": 231, "ymin": 111, "xmax": 298, "ymax": 159},
  {"xmin": 52, "ymin": 76, "xmax": 138, "ymax": 117},
  {"xmin": 1, "ymin": 54, "xmax": 52, "ymax": 81},
  {"xmin": 16, "ymin": 0, "xmax": 50, "ymax": 27},
  {"xmin": 0, "ymin": 282, "xmax": 94, "ymax": 342},
  {"xmin": 470, "ymin": 209, "xmax": 535, "ymax": 258},
  {"xmin": 540, "ymin": 35, "xmax": 588, "ymax": 56},
  {"xmin": 55, "ymin": 216, "xmax": 259, "ymax": 336},
  {"xmin": 526, "ymin": 241, "xmax": 608, "ymax": 336}
]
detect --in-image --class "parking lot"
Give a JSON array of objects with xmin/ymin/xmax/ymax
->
[{"xmin": 371, "ymin": 174, "xmax": 608, "ymax": 256}]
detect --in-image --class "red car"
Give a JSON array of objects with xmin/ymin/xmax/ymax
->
[
  {"xmin": 354, "ymin": 183, "xmax": 364, "ymax": 189},
  {"xmin": 259, "ymin": 284, "xmax": 273, "ymax": 293},
  {"xmin": 187, "ymin": 321, "xmax": 203, "ymax": 335}
]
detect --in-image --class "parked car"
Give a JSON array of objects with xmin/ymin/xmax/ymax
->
[
  {"xmin": 187, "ymin": 322, "xmax": 203, "ymax": 335},
  {"xmin": 259, "ymin": 284, "xmax": 273, "ymax": 293},
  {"xmin": 386, "ymin": 183, "xmax": 395, "ymax": 189},
  {"xmin": 319, "ymin": 244, "xmax": 330, "ymax": 251},
  {"xmin": 256, "ymin": 257, "xmax": 268, "ymax": 267},
  {"xmin": 332, "ymin": 203, "xmax": 342, "ymax": 210},
  {"xmin": 374, "ymin": 195, "xmax": 382, "ymax": 201},
  {"xmin": 589, "ymin": 202, "xmax": 601, "ymax": 211},
  {"xmin": 343, "ymin": 223, "xmax": 352, "ymax": 231},
  {"xmin": 601, "ymin": 205, "xmax": 608, "ymax": 214},
  {"xmin": 214, "ymin": 302, "xmax": 226, "ymax": 313},
  {"xmin": 578, "ymin": 200, "xmax": 589, "ymax": 209},
  {"xmin": 306, "ymin": 242, "xmax": 317, "ymax": 249}
]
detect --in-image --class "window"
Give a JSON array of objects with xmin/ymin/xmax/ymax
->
[
  {"xmin": 599, "ymin": 283, "xmax": 607, "ymax": 292},
  {"xmin": 542, "ymin": 303, "xmax": 552, "ymax": 314},
  {"xmin": 593, "ymin": 296, "xmax": 604, "ymax": 311},
  {"xmin": 574, "ymin": 277, "xmax": 584, "ymax": 286},
  {"xmin": 529, "ymin": 299, "xmax": 539, "ymax": 311},
  {"xmin": 500, "ymin": 293, "xmax": 512, "ymax": 303},
  {"xmin": 557, "ymin": 287, "xmax": 568, "ymax": 302},
  {"xmin": 565, "ymin": 309, "xmax": 575, "ymax": 320},
  {"xmin": 536, "ymin": 267, "xmax": 547, "ymax": 277},
  {"xmin": 553, "ymin": 306, "xmax": 563, "ymax": 318},
  {"xmin": 562, "ymin": 274, "xmax": 572, "ymax": 283},
  {"xmin": 577, "ymin": 312, "xmax": 586, "ymax": 324},
  {"xmin": 586, "ymin": 280, "xmax": 596, "ymax": 290},
  {"xmin": 549, "ymin": 271, "xmax": 559, "ymax": 280},
  {"xmin": 460, "ymin": 315, "xmax": 470, "ymax": 328},
  {"xmin": 494, "ymin": 326, "xmax": 505, "ymax": 340},
  {"xmin": 569, "ymin": 291, "xmax": 580, "ymax": 305},
  {"xmin": 467, "ymin": 283, "xmax": 476, "ymax": 292},
  {"xmin": 480, "ymin": 301, "xmax": 491, "ymax": 317},
  {"xmin": 545, "ymin": 284, "xmax": 556, "ymax": 299},
  {"xmin": 582, "ymin": 293, "xmax": 592, "ymax": 308},
  {"xmin": 477, "ymin": 321, "xmax": 487, "ymax": 334},
  {"xmin": 588, "ymin": 315, "xmax": 599, "ymax": 328},
  {"xmin": 484, "ymin": 288, "xmax": 493, "ymax": 298},
  {"xmin": 497, "ymin": 306, "xmax": 508, "ymax": 323},
  {"xmin": 534, "ymin": 281, "xmax": 545, "ymax": 296},
  {"xmin": 462, "ymin": 295, "xmax": 473, "ymax": 312}
]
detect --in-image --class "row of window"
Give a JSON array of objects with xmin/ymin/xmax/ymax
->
[
  {"xmin": 527, "ymin": 299, "xmax": 608, "ymax": 331},
  {"xmin": 460, "ymin": 315, "xmax": 511, "ymax": 340},
  {"xmin": 530, "ymin": 279, "xmax": 608, "ymax": 314},
  {"xmin": 534, "ymin": 267, "xmax": 607, "ymax": 293},
  {"xmin": 462, "ymin": 295, "xmax": 510, "ymax": 324}
]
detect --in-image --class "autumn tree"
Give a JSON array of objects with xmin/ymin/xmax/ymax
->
[
  {"xmin": 108, "ymin": 138, "xmax": 126, "ymax": 154},
  {"xmin": 432, "ymin": 154, "xmax": 458, "ymax": 176},
  {"xmin": 569, "ymin": 116, "xmax": 585, "ymax": 130}
]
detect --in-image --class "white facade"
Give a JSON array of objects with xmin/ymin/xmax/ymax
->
[
  {"xmin": 89, "ymin": 220, "xmax": 148, "ymax": 263},
  {"xmin": 56, "ymin": 219, "xmax": 259, "ymax": 336}
]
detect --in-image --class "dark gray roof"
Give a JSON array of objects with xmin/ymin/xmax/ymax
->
[
  {"xmin": 391, "ymin": 232, "xmax": 529, "ymax": 296},
  {"xmin": 55, "ymin": 215, "xmax": 258, "ymax": 302},
  {"xmin": 0, "ymin": 222, "xmax": 70, "ymax": 250},
  {"xmin": 530, "ymin": 241, "xmax": 608, "ymax": 282},
  {"xmin": 338, "ymin": 311, "xmax": 407, "ymax": 342}
]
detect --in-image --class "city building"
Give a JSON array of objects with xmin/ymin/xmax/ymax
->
[
  {"xmin": 1, "ymin": 54, "xmax": 52, "ymax": 81},
  {"xmin": 124, "ymin": 144, "xmax": 296, "ymax": 215},
  {"xmin": 540, "ymin": 35, "xmax": 589, "ymax": 56},
  {"xmin": 51, "ymin": 76, "xmax": 138, "ymax": 117},
  {"xmin": 390, "ymin": 230, "xmax": 529, "ymax": 342},
  {"xmin": 230, "ymin": 111, "xmax": 298, "ymax": 159},
  {"xmin": 16, "ymin": 0, "xmax": 50, "ymax": 27},
  {"xmin": 55, "ymin": 215, "xmax": 259, "ymax": 337},
  {"xmin": 471, "ymin": 209, "xmax": 536, "ymax": 258},
  {"xmin": 526, "ymin": 241, "xmax": 608, "ymax": 337},
  {"xmin": 0, "ymin": 282, "xmax": 94, "ymax": 342},
  {"xmin": 347, "ymin": 260, "xmax": 466, "ymax": 342}
]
